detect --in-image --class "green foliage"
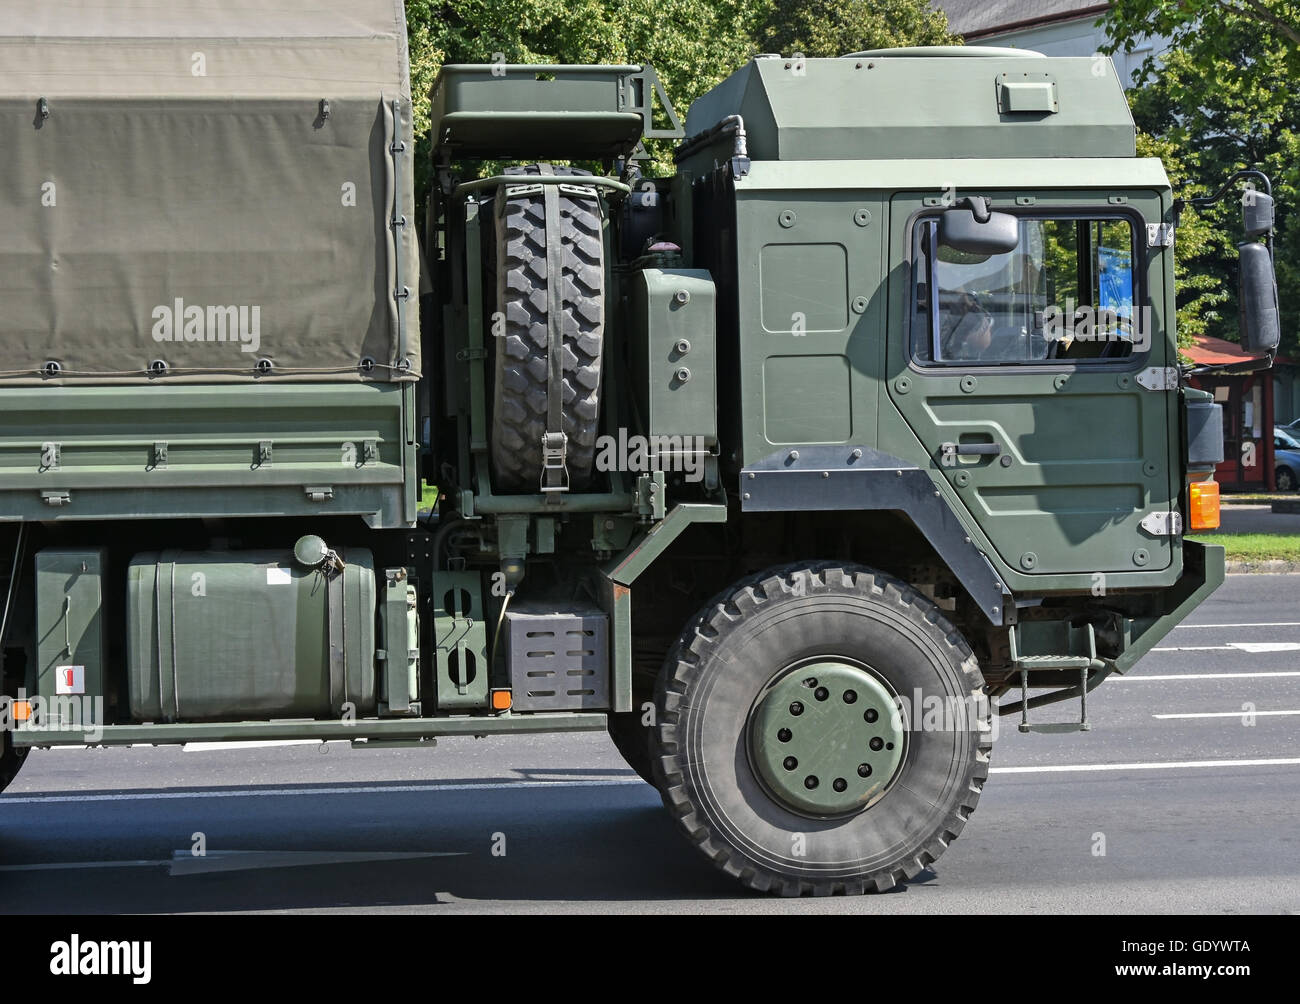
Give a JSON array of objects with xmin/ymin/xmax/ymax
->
[
  {"xmin": 1102, "ymin": 2, "xmax": 1300, "ymax": 352},
  {"xmin": 755, "ymin": 0, "xmax": 956, "ymax": 57},
  {"xmin": 1136, "ymin": 132, "xmax": 1232, "ymax": 351},
  {"xmin": 403, "ymin": 0, "xmax": 956, "ymax": 188}
]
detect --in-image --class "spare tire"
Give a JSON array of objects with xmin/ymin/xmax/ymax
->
[{"xmin": 491, "ymin": 165, "xmax": 605, "ymax": 492}]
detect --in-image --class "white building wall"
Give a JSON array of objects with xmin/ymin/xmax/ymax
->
[{"xmin": 969, "ymin": 16, "xmax": 1163, "ymax": 88}]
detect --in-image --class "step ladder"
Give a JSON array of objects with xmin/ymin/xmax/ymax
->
[{"xmin": 1008, "ymin": 623, "xmax": 1103, "ymax": 734}]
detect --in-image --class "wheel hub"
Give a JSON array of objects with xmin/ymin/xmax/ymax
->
[{"xmin": 748, "ymin": 660, "xmax": 906, "ymax": 817}]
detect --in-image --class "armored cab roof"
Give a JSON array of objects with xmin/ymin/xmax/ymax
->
[
  {"xmin": 682, "ymin": 50, "xmax": 1136, "ymax": 162},
  {"xmin": 0, "ymin": 0, "xmax": 410, "ymax": 99}
]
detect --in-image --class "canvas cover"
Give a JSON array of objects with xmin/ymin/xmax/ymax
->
[{"xmin": 0, "ymin": 0, "xmax": 419, "ymax": 382}]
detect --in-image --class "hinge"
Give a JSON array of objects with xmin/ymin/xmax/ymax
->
[
  {"xmin": 1146, "ymin": 222, "xmax": 1175, "ymax": 248},
  {"xmin": 1139, "ymin": 510, "xmax": 1183, "ymax": 536},
  {"xmin": 305, "ymin": 486, "xmax": 335, "ymax": 503},
  {"xmin": 455, "ymin": 347, "xmax": 487, "ymax": 362},
  {"xmin": 1135, "ymin": 366, "xmax": 1179, "ymax": 391},
  {"xmin": 41, "ymin": 490, "xmax": 71, "ymax": 507}
]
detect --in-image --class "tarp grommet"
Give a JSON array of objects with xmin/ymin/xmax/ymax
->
[
  {"xmin": 148, "ymin": 359, "xmax": 168, "ymax": 377},
  {"xmin": 41, "ymin": 360, "xmax": 61, "ymax": 377},
  {"xmin": 254, "ymin": 357, "xmax": 274, "ymax": 375}
]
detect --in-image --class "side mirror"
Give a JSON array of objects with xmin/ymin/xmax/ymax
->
[
  {"xmin": 1242, "ymin": 190, "xmax": 1275, "ymax": 238},
  {"xmin": 939, "ymin": 198, "xmax": 1020, "ymax": 256},
  {"xmin": 1238, "ymin": 241, "xmax": 1281, "ymax": 354}
]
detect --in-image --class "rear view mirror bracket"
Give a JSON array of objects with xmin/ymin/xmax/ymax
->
[{"xmin": 938, "ymin": 196, "xmax": 1020, "ymax": 256}]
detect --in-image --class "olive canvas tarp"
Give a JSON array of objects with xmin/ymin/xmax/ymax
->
[{"xmin": 0, "ymin": 0, "xmax": 419, "ymax": 382}]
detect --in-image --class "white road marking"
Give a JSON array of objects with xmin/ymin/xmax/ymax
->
[
  {"xmin": 991, "ymin": 757, "xmax": 1300, "ymax": 774},
  {"xmin": 1115, "ymin": 671, "xmax": 1300, "ymax": 681},
  {"xmin": 1152, "ymin": 710, "xmax": 1300, "ymax": 720},
  {"xmin": 0, "ymin": 777, "xmax": 646, "ymax": 805},
  {"xmin": 1174, "ymin": 622, "xmax": 1300, "ymax": 629},
  {"xmin": 1151, "ymin": 641, "xmax": 1300, "ymax": 652},
  {"xmin": 4, "ymin": 758, "xmax": 1300, "ymax": 805},
  {"xmin": 182, "ymin": 740, "xmax": 328, "ymax": 752},
  {"xmin": 0, "ymin": 849, "xmax": 466, "ymax": 875}
]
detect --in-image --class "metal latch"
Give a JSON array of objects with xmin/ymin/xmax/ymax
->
[
  {"xmin": 540, "ymin": 432, "xmax": 569, "ymax": 493},
  {"xmin": 1140, "ymin": 510, "xmax": 1183, "ymax": 536},
  {"xmin": 257, "ymin": 440, "xmax": 272, "ymax": 467},
  {"xmin": 1135, "ymin": 366, "xmax": 1179, "ymax": 391},
  {"xmin": 41, "ymin": 490, "xmax": 70, "ymax": 507},
  {"xmin": 1146, "ymin": 223, "xmax": 1175, "ymax": 248},
  {"xmin": 362, "ymin": 440, "xmax": 378, "ymax": 466},
  {"xmin": 305, "ymin": 486, "xmax": 335, "ymax": 503},
  {"xmin": 152, "ymin": 441, "xmax": 168, "ymax": 469}
]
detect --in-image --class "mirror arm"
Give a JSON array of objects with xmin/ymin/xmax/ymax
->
[{"xmin": 954, "ymin": 195, "xmax": 991, "ymax": 223}]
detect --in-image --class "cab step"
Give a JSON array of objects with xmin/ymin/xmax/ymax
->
[{"xmin": 1008, "ymin": 623, "xmax": 1104, "ymax": 733}]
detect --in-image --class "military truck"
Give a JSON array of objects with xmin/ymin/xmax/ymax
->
[{"xmin": 0, "ymin": 3, "xmax": 1282, "ymax": 895}]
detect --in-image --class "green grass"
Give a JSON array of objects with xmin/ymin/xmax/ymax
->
[
  {"xmin": 1220, "ymin": 492, "xmax": 1297, "ymax": 505},
  {"xmin": 419, "ymin": 481, "xmax": 439, "ymax": 512},
  {"xmin": 1189, "ymin": 532, "xmax": 1300, "ymax": 563}
]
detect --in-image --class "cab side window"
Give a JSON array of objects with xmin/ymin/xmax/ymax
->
[{"xmin": 913, "ymin": 214, "xmax": 1139, "ymax": 365}]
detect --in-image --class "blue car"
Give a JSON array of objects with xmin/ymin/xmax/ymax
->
[{"xmin": 1273, "ymin": 427, "xmax": 1300, "ymax": 491}]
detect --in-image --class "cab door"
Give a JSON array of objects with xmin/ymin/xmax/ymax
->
[{"xmin": 882, "ymin": 192, "xmax": 1179, "ymax": 578}]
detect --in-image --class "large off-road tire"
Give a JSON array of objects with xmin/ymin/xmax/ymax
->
[
  {"xmin": 651, "ymin": 562, "xmax": 992, "ymax": 896},
  {"xmin": 491, "ymin": 165, "xmax": 605, "ymax": 492},
  {"xmin": 0, "ymin": 728, "xmax": 28, "ymax": 793},
  {"xmin": 608, "ymin": 710, "xmax": 656, "ymax": 786}
]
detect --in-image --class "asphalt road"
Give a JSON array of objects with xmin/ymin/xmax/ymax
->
[{"xmin": 1, "ymin": 574, "xmax": 1298, "ymax": 914}]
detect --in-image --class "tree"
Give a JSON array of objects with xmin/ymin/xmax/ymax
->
[
  {"xmin": 404, "ymin": 0, "xmax": 958, "ymax": 188},
  {"xmin": 1101, "ymin": 1, "xmax": 1300, "ymax": 351},
  {"xmin": 756, "ymin": 0, "xmax": 956, "ymax": 58},
  {"xmin": 404, "ymin": 0, "xmax": 766, "ymax": 185}
]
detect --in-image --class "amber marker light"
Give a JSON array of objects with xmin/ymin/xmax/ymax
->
[{"xmin": 1188, "ymin": 479, "xmax": 1220, "ymax": 531}]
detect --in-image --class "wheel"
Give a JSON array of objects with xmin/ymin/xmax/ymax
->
[
  {"xmin": 0, "ymin": 727, "xmax": 28, "ymax": 794},
  {"xmin": 1276, "ymin": 466, "xmax": 1296, "ymax": 492},
  {"xmin": 607, "ymin": 710, "xmax": 656, "ymax": 786},
  {"xmin": 651, "ymin": 562, "xmax": 992, "ymax": 895},
  {"xmin": 490, "ymin": 165, "xmax": 605, "ymax": 492}
]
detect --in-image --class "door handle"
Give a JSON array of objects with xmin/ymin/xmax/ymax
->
[{"xmin": 958, "ymin": 443, "xmax": 1002, "ymax": 456}]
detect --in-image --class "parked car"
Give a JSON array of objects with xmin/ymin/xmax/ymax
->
[{"xmin": 1273, "ymin": 427, "xmax": 1300, "ymax": 490}]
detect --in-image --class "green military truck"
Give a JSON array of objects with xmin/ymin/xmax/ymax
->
[{"xmin": 0, "ymin": 3, "xmax": 1282, "ymax": 895}]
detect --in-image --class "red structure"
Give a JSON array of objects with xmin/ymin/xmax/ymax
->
[{"xmin": 1185, "ymin": 334, "xmax": 1275, "ymax": 491}]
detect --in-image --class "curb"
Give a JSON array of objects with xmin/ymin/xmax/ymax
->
[{"xmin": 1225, "ymin": 559, "xmax": 1300, "ymax": 574}]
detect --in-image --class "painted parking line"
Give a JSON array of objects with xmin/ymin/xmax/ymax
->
[{"xmin": 1152, "ymin": 710, "xmax": 1300, "ymax": 720}]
